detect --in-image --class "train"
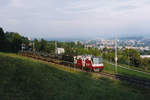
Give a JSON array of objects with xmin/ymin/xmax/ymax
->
[
  {"xmin": 19, "ymin": 51, "xmax": 104, "ymax": 72},
  {"xmin": 74, "ymin": 55, "xmax": 104, "ymax": 72}
]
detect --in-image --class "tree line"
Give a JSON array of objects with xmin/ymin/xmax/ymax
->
[
  {"xmin": 102, "ymin": 48, "xmax": 150, "ymax": 71},
  {"xmin": 0, "ymin": 27, "xmax": 29, "ymax": 52},
  {"xmin": 33, "ymin": 39, "xmax": 101, "ymax": 56},
  {"xmin": 1, "ymin": 27, "xmax": 150, "ymax": 70}
]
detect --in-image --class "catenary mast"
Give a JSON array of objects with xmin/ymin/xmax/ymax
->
[{"xmin": 115, "ymin": 33, "xmax": 118, "ymax": 74}]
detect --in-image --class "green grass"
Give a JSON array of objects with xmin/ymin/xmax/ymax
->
[
  {"xmin": 103, "ymin": 62, "xmax": 150, "ymax": 80},
  {"xmin": 106, "ymin": 60, "xmax": 150, "ymax": 73},
  {"xmin": 119, "ymin": 63, "xmax": 150, "ymax": 73},
  {"xmin": 103, "ymin": 62, "xmax": 116, "ymax": 74},
  {"xmin": 0, "ymin": 52, "xmax": 150, "ymax": 100}
]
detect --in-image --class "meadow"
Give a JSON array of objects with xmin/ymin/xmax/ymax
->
[{"xmin": 103, "ymin": 61, "xmax": 150, "ymax": 80}]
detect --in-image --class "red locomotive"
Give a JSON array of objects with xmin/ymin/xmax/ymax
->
[{"xmin": 74, "ymin": 55, "xmax": 104, "ymax": 72}]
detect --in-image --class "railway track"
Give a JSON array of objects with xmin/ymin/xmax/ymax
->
[{"xmin": 18, "ymin": 52, "xmax": 150, "ymax": 88}]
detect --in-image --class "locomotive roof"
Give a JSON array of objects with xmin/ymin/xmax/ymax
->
[{"xmin": 75, "ymin": 55, "xmax": 102, "ymax": 58}]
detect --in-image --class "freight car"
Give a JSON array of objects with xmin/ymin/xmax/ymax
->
[{"xmin": 61, "ymin": 54, "xmax": 74, "ymax": 66}]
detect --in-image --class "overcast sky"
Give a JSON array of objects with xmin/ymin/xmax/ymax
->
[{"xmin": 0, "ymin": 0, "xmax": 150, "ymax": 39}]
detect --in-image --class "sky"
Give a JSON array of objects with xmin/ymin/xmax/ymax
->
[{"xmin": 0, "ymin": 0, "xmax": 150, "ymax": 39}]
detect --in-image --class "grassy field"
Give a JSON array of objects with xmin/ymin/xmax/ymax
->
[
  {"xmin": 118, "ymin": 63, "xmax": 150, "ymax": 73},
  {"xmin": 0, "ymin": 52, "xmax": 150, "ymax": 100},
  {"xmin": 103, "ymin": 62, "xmax": 150, "ymax": 80}
]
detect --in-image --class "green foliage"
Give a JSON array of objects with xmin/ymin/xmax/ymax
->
[
  {"xmin": 141, "ymin": 58, "xmax": 150, "ymax": 70},
  {"xmin": 0, "ymin": 27, "xmax": 6, "ymax": 51},
  {"xmin": 47, "ymin": 41, "xmax": 55, "ymax": 53},
  {"xmin": 0, "ymin": 28, "xmax": 29, "ymax": 52},
  {"xmin": 103, "ymin": 48, "xmax": 149, "ymax": 68},
  {"xmin": 21, "ymin": 36, "xmax": 29, "ymax": 46},
  {"xmin": 33, "ymin": 39, "xmax": 54, "ymax": 53},
  {"xmin": 118, "ymin": 55, "xmax": 129, "ymax": 65},
  {"xmin": 127, "ymin": 49, "xmax": 141, "ymax": 67},
  {"xmin": 11, "ymin": 33, "xmax": 23, "ymax": 52},
  {"xmin": 31, "ymin": 40, "xmax": 102, "ymax": 56},
  {"xmin": 39, "ymin": 39, "xmax": 47, "ymax": 52},
  {"xmin": 33, "ymin": 39, "xmax": 40, "ymax": 51}
]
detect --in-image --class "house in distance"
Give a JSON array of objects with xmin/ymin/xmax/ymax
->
[{"xmin": 56, "ymin": 48, "xmax": 65, "ymax": 55}]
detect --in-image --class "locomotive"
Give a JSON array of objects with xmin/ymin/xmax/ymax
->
[{"xmin": 74, "ymin": 55, "xmax": 104, "ymax": 72}]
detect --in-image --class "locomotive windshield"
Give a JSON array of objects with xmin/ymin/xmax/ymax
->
[{"xmin": 93, "ymin": 57, "xmax": 103, "ymax": 64}]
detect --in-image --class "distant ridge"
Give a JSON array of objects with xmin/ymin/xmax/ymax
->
[
  {"xmin": 44, "ymin": 37, "xmax": 85, "ymax": 42},
  {"xmin": 119, "ymin": 36, "xmax": 144, "ymax": 40}
]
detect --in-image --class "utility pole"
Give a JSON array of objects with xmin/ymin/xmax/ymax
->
[
  {"xmin": 128, "ymin": 48, "xmax": 130, "ymax": 68},
  {"xmin": 33, "ymin": 42, "xmax": 35, "ymax": 52},
  {"xmin": 115, "ymin": 33, "xmax": 118, "ymax": 74},
  {"xmin": 55, "ymin": 41, "xmax": 57, "ymax": 55},
  {"xmin": 21, "ymin": 43, "xmax": 24, "ymax": 52}
]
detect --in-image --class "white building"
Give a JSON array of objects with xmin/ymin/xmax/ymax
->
[
  {"xmin": 56, "ymin": 48, "xmax": 65, "ymax": 55},
  {"xmin": 141, "ymin": 55, "xmax": 150, "ymax": 58},
  {"xmin": 125, "ymin": 46, "xmax": 137, "ymax": 49}
]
